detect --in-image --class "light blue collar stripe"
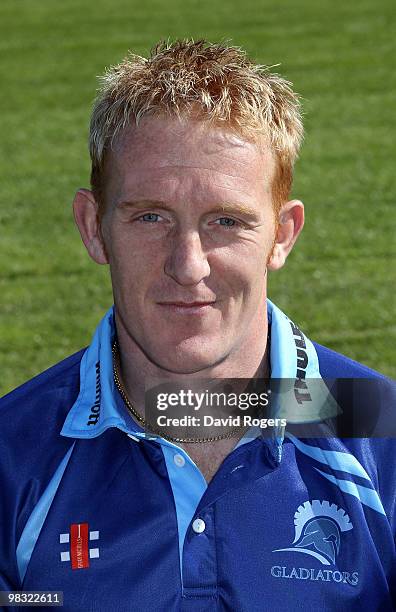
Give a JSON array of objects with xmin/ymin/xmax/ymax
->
[
  {"xmin": 61, "ymin": 307, "xmax": 140, "ymax": 438},
  {"xmin": 16, "ymin": 443, "xmax": 76, "ymax": 582},
  {"xmin": 267, "ymin": 299, "xmax": 320, "ymax": 379},
  {"xmin": 285, "ymin": 432, "xmax": 373, "ymax": 480},
  {"xmin": 314, "ymin": 468, "xmax": 386, "ymax": 516},
  {"xmin": 286, "ymin": 432, "xmax": 386, "ymax": 516},
  {"xmin": 267, "ymin": 300, "xmax": 340, "ymax": 426}
]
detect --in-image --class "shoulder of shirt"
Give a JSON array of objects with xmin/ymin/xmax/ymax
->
[
  {"xmin": 312, "ymin": 341, "xmax": 396, "ymax": 461},
  {"xmin": 313, "ymin": 341, "xmax": 390, "ymax": 380},
  {"xmin": 0, "ymin": 350, "xmax": 87, "ymax": 561},
  {"xmin": 309, "ymin": 343, "xmax": 396, "ymax": 527},
  {"xmin": 313, "ymin": 341, "xmax": 396, "ymax": 443},
  {"xmin": 0, "ymin": 348, "xmax": 85, "ymax": 409},
  {"xmin": 0, "ymin": 349, "xmax": 85, "ymax": 452}
]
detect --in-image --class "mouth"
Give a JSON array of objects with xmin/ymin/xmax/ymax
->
[{"xmin": 157, "ymin": 301, "xmax": 216, "ymax": 314}]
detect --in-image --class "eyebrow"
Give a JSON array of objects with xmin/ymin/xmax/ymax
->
[
  {"xmin": 118, "ymin": 200, "xmax": 173, "ymax": 211},
  {"xmin": 118, "ymin": 199, "xmax": 259, "ymax": 218},
  {"xmin": 216, "ymin": 202, "xmax": 259, "ymax": 217}
]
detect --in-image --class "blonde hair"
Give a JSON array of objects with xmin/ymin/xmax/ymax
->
[{"xmin": 89, "ymin": 39, "xmax": 303, "ymax": 215}]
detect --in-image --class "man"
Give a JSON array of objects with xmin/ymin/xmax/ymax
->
[{"xmin": 0, "ymin": 40, "xmax": 395, "ymax": 611}]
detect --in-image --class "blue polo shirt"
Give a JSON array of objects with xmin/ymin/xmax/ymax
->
[{"xmin": 0, "ymin": 300, "xmax": 395, "ymax": 611}]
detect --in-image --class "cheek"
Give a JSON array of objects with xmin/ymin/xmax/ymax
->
[
  {"xmin": 208, "ymin": 244, "xmax": 269, "ymax": 300},
  {"xmin": 215, "ymin": 235, "xmax": 272, "ymax": 273},
  {"xmin": 108, "ymin": 225, "xmax": 163, "ymax": 271},
  {"xmin": 107, "ymin": 242, "xmax": 155, "ymax": 306}
]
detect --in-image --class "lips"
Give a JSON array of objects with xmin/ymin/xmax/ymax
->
[
  {"xmin": 159, "ymin": 301, "xmax": 215, "ymax": 307},
  {"xmin": 157, "ymin": 300, "xmax": 217, "ymax": 314}
]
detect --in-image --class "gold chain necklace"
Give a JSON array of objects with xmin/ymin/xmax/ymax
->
[{"xmin": 112, "ymin": 341, "xmax": 247, "ymax": 443}]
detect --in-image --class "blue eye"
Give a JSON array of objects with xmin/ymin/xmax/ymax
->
[
  {"xmin": 140, "ymin": 213, "xmax": 160, "ymax": 222},
  {"xmin": 217, "ymin": 217, "xmax": 236, "ymax": 227}
]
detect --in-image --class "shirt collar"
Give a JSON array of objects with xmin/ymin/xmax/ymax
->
[{"xmin": 60, "ymin": 300, "xmax": 338, "ymax": 462}]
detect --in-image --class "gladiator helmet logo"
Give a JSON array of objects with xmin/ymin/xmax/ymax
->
[{"xmin": 273, "ymin": 500, "xmax": 353, "ymax": 565}]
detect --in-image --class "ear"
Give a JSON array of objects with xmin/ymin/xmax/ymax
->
[
  {"xmin": 73, "ymin": 188, "xmax": 109, "ymax": 264},
  {"xmin": 267, "ymin": 199, "xmax": 304, "ymax": 271}
]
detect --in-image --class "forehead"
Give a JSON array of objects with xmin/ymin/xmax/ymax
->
[{"xmin": 104, "ymin": 115, "xmax": 275, "ymax": 205}]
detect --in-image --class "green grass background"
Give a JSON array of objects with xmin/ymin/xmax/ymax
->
[{"xmin": 1, "ymin": 0, "xmax": 395, "ymax": 395}]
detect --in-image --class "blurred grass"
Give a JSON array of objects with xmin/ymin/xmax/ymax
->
[{"xmin": 1, "ymin": 0, "xmax": 395, "ymax": 394}]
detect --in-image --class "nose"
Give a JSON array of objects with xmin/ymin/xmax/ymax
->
[{"xmin": 164, "ymin": 230, "xmax": 210, "ymax": 286}]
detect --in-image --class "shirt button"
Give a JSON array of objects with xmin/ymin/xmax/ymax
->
[
  {"xmin": 174, "ymin": 453, "xmax": 185, "ymax": 467},
  {"xmin": 192, "ymin": 518, "xmax": 206, "ymax": 533}
]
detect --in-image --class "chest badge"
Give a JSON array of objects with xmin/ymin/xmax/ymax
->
[
  {"xmin": 59, "ymin": 523, "xmax": 100, "ymax": 569},
  {"xmin": 273, "ymin": 500, "xmax": 353, "ymax": 565}
]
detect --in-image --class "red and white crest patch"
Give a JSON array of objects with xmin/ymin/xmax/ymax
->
[{"xmin": 59, "ymin": 523, "xmax": 99, "ymax": 569}]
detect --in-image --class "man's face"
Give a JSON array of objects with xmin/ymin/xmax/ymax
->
[{"xmin": 99, "ymin": 116, "xmax": 280, "ymax": 373}]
